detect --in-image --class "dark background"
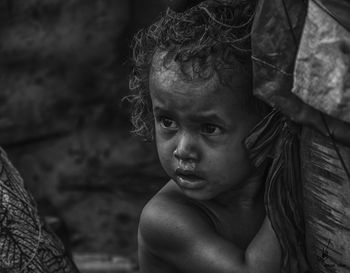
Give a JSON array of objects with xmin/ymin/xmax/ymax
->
[{"xmin": 0, "ymin": 0, "xmax": 180, "ymax": 269}]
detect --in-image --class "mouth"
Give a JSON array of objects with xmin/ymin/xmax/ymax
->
[{"xmin": 174, "ymin": 169, "xmax": 206, "ymax": 189}]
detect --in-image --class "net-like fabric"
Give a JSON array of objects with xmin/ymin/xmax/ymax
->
[{"xmin": 0, "ymin": 148, "xmax": 79, "ymax": 273}]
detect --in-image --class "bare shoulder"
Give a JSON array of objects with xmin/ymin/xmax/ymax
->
[
  {"xmin": 138, "ymin": 181, "xmax": 211, "ymax": 257},
  {"xmin": 138, "ymin": 182, "xmax": 281, "ymax": 273}
]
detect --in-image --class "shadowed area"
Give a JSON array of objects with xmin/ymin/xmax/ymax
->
[{"xmin": 0, "ymin": 0, "xmax": 177, "ymax": 271}]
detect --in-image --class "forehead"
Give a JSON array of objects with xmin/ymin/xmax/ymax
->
[
  {"xmin": 150, "ymin": 50, "xmax": 250, "ymax": 98},
  {"xmin": 149, "ymin": 50, "xmax": 246, "ymax": 120}
]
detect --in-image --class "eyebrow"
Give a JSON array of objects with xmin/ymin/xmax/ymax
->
[
  {"xmin": 153, "ymin": 106, "xmax": 226, "ymax": 125},
  {"xmin": 189, "ymin": 112, "xmax": 226, "ymax": 124},
  {"xmin": 153, "ymin": 106, "xmax": 170, "ymax": 116}
]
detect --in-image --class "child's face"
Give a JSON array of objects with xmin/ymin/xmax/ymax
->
[{"xmin": 149, "ymin": 51, "xmax": 260, "ymax": 201}]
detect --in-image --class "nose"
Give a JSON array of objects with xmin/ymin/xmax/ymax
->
[{"xmin": 173, "ymin": 131, "xmax": 199, "ymax": 162}]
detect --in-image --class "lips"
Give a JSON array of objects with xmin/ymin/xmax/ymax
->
[{"xmin": 174, "ymin": 169, "xmax": 206, "ymax": 189}]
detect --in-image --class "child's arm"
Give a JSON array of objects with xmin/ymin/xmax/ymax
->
[
  {"xmin": 243, "ymin": 216, "xmax": 281, "ymax": 272},
  {"xmin": 138, "ymin": 194, "xmax": 281, "ymax": 273}
]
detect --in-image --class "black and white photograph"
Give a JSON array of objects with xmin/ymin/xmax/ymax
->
[{"xmin": 0, "ymin": 1, "xmax": 349, "ymax": 273}]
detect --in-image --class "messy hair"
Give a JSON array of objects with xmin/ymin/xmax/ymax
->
[{"xmin": 129, "ymin": 0, "xmax": 259, "ymax": 140}]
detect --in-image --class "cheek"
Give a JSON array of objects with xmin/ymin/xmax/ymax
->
[
  {"xmin": 226, "ymin": 151, "xmax": 252, "ymax": 183},
  {"xmin": 207, "ymin": 143, "xmax": 251, "ymax": 178},
  {"xmin": 156, "ymin": 138, "xmax": 174, "ymax": 173}
]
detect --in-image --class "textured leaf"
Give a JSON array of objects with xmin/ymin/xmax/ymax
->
[{"xmin": 0, "ymin": 147, "xmax": 79, "ymax": 273}]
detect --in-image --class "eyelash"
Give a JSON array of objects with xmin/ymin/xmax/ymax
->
[
  {"xmin": 157, "ymin": 116, "xmax": 178, "ymax": 130},
  {"xmin": 156, "ymin": 116, "xmax": 223, "ymax": 136},
  {"xmin": 200, "ymin": 124, "xmax": 223, "ymax": 135}
]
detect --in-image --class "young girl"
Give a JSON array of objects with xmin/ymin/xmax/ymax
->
[{"xmin": 129, "ymin": 1, "xmax": 281, "ymax": 272}]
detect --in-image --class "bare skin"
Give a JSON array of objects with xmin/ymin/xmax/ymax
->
[{"xmin": 138, "ymin": 50, "xmax": 281, "ymax": 273}]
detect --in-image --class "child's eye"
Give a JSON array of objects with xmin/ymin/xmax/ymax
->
[
  {"xmin": 159, "ymin": 117, "xmax": 178, "ymax": 130},
  {"xmin": 201, "ymin": 124, "xmax": 222, "ymax": 135}
]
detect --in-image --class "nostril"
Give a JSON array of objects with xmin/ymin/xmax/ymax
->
[
  {"xmin": 173, "ymin": 147, "xmax": 197, "ymax": 162},
  {"xmin": 173, "ymin": 148, "xmax": 182, "ymax": 159}
]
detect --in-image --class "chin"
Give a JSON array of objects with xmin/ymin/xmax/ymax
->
[{"xmin": 181, "ymin": 188, "xmax": 214, "ymax": 201}]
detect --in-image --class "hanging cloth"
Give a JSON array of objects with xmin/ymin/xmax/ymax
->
[{"xmin": 245, "ymin": 109, "xmax": 309, "ymax": 273}]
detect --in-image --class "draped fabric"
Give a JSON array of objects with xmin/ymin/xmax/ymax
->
[
  {"xmin": 250, "ymin": 0, "xmax": 307, "ymax": 110},
  {"xmin": 301, "ymin": 128, "xmax": 350, "ymax": 273},
  {"xmin": 251, "ymin": 2, "xmax": 350, "ymax": 271},
  {"xmin": 292, "ymin": 0, "xmax": 350, "ymax": 124},
  {"xmin": 292, "ymin": 2, "xmax": 350, "ymax": 271},
  {"xmin": 0, "ymin": 148, "xmax": 79, "ymax": 273},
  {"xmin": 313, "ymin": 0, "xmax": 350, "ymax": 32},
  {"xmin": 251, "ymin": 0, "xmax": 350, "ymax": 147},
  {"xmin": 245, "ymin": 110, "xmax": 309, "ymax": 273}
]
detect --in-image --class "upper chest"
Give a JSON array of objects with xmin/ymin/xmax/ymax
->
[{"xmin": 194, "ymin": 200, "xmax": 265, "ymax": 249}]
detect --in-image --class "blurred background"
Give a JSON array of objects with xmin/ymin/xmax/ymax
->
[{"xmin": 0, "ymin": 0, "xmax": 191, "ymax": 271}]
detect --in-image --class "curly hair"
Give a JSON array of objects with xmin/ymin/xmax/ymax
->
[{"xmin": 129, "ymin": 0, "xmax": 258, "ymax": 140}]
